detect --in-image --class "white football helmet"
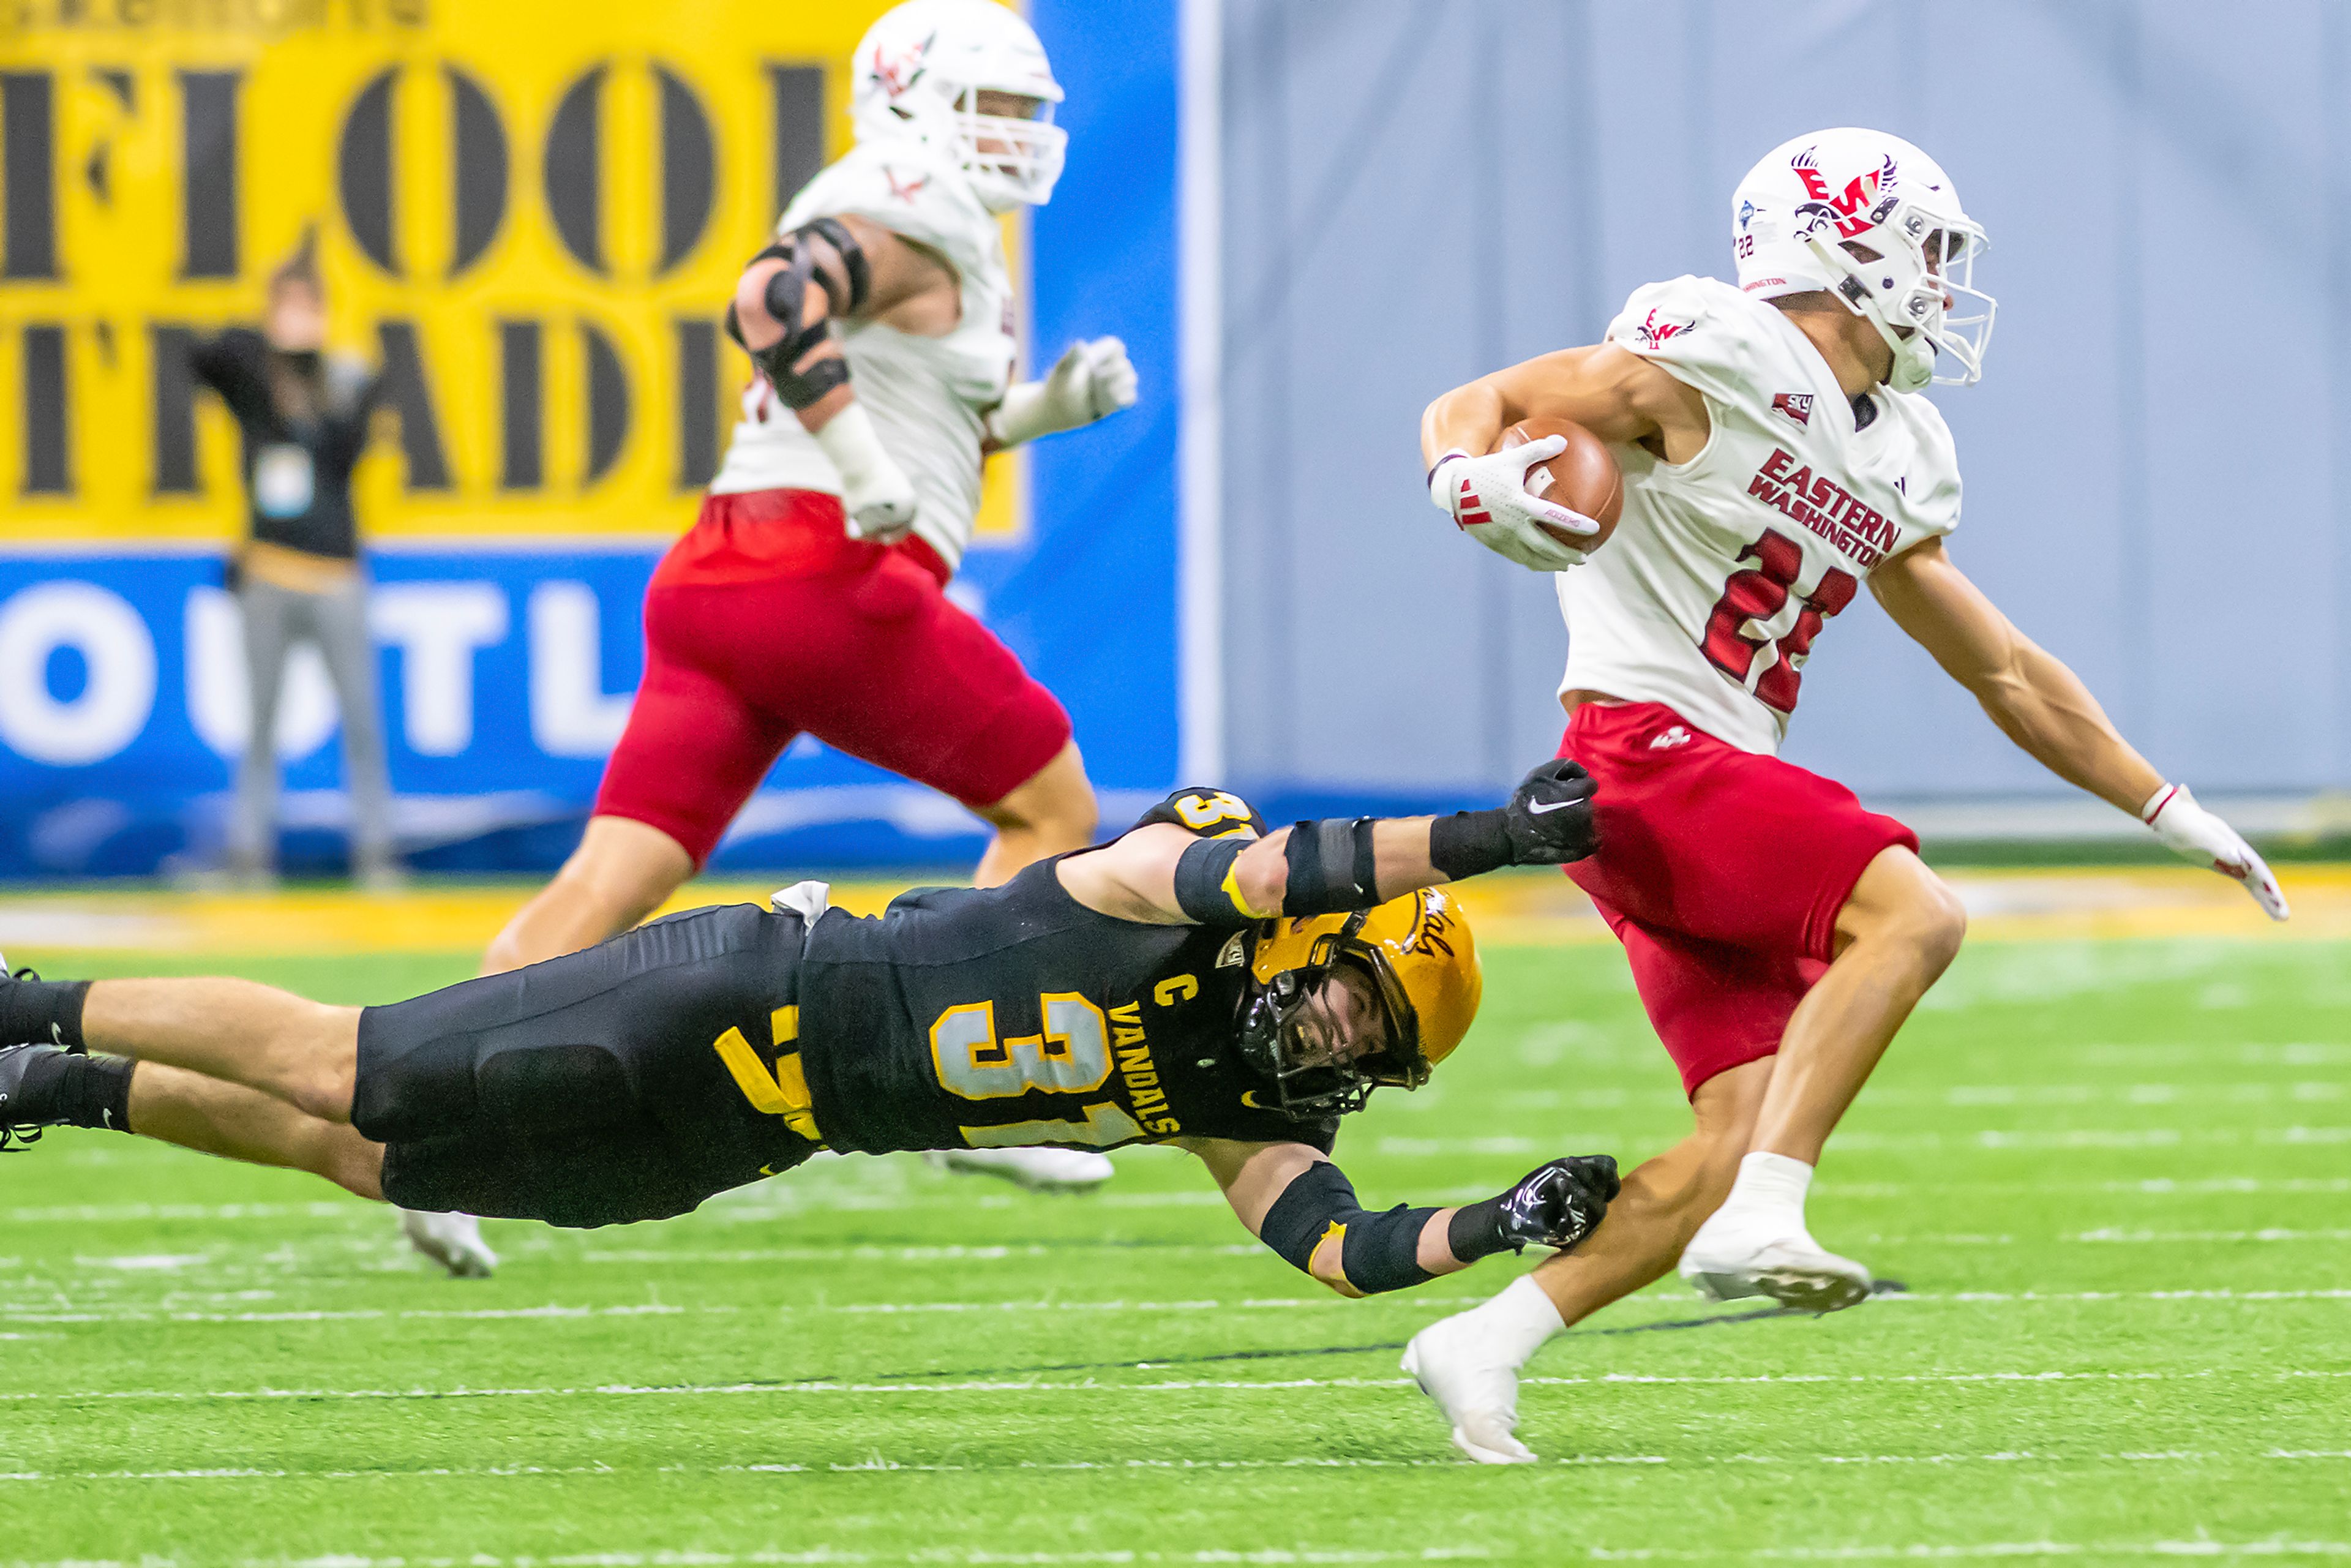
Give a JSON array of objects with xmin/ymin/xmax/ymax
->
[
  {"xmin": 851, "ymin": 0, "xmax": 1067, "ymax": 213},
  {"xmin": 1731, "ymin": 128, "xmax": 1994, "ymax": 394}
]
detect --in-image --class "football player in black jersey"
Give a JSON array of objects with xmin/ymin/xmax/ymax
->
[{"xmin": 0, "ymin": 763, "xmax": 1619, "ymax": 1299}]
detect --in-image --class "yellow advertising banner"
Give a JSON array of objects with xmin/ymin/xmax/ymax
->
[{"xmin": 0, "ymin": 0, "xmax": 1024, "ymax": 542}]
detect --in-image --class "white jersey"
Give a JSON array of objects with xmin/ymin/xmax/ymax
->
[
  {"xmin": 708, "ymin": 138, "xmax": 1016, "ymax": 572},
  {"xmin": 1557, "ymin": 275, "xmax": 1963, "ymax": 754}
]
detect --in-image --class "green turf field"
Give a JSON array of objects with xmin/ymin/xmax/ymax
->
[{"xmin": 5, "ymin": 933, "xmax": 2347, "ymax": 1564}]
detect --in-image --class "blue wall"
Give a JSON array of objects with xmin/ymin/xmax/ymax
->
[{"xmin": 1215, "ymin": 0, "xmax": 2351, "ymax": 812}]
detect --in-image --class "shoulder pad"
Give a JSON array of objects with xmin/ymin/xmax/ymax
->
[
  {"xmin": 778, "ymin": 141, "xmax": 997, "ymax": 285},
  {"xmin": 1131, "ymin": 787, "xmax": 1269, "ymax": 840},
  {"xmin": 1605, "ymin": 274, "xmax": 1794, "ymax": 411}
]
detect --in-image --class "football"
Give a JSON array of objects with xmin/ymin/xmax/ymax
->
[{"xmin": 1494, "ymin": 416, "xmax": 1624, "ymax": 553}]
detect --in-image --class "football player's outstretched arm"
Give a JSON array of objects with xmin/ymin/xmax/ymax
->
[
  {"xmin": 727, "ymin": 212, "xmax": 953, "ymax": 540},
  {"xmin": 1874, "ymin": 539, "xmax": 2287, "ymax": 919},
  {"xmin": 1179, "ymin": 1136, "xmax": 1619, "ymax": 1298},
  {"xmin": 1056, "ymin": 760, "xmax": 1601, "ymax": 927},
  {"xmin": 1420, "ymin": 344, "xmax": 1706, "ymax": 465},
  {"xmin": 1419, "ymin": 345, "xmax": 1709, "ymax": 571}
]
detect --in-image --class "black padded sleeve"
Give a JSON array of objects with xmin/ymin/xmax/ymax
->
[
  {"xmin": 1428, "ymin": 808, "xmax": 1515, "ymax": 881},
  {"xmin": 1257, "ymin": 1160, "xmax": 1438, "ymax": 1296},
  {"xmin": 1172, "ymin": 836, "xmax": 1269, "ymax": 928},
  {"xmin": 1278, "ymin": 817, "xmax": 1381, "ymax": 916}
]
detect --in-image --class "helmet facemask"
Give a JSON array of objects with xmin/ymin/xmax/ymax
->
[
  {"xmin": 1803, "ymin": 200, "xmax": 1994, "ymax": 394},
  {"xmin": 950, "ymin": 88, "xmax": 1066, "ymax": 212},
  {"xmin": 1236, "ymin": 915, "xmax": 1428, "ymax": 1121}
]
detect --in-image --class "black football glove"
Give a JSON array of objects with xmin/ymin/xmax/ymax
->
[
  {"xmin": 1449, "ymin": 1154, "xmax": 1621, "ymax": 1261},
  {"xmin": 1501, "ymin": 757, "xmax": 1599, "ymax": 865}
]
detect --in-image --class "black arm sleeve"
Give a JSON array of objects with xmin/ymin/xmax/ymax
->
[
  {"xmin": 1279, "ymin": 817, "xmax": 1381, "ymax": 915},
  {"xmin": 1172, "ymin": 835, "xmax": 1265, "ymax": 927},
  {"xmin": 1257, "ymin": 1160, "xmax": 1438, "ymax": 1296}
]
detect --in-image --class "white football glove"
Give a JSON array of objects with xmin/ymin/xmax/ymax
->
[
  {"xmin": 1427, "ymin": 437, "xmax": 1601, "ymax": 572},
  {"xmin": 988, "ymin": 337, "xmax": 1138, "ymax": 448},
  {"xmin": 814, "ymin": 402, "xmax": 919, "ymax": 543},
  {"xmin": 2143, "ymin": 784, "xmax": 2289, "ymax": 921}
]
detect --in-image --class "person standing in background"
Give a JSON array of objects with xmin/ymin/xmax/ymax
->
[{"xmin": 189, "ymin": 230, "xmax": 400, "ymax": 887}]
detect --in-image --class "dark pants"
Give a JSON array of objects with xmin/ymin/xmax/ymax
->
[{"xmin": 354, "ymin": 904, "xmax": 817, "ymax": 1228}]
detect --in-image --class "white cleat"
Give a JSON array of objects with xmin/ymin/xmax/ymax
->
[
  {"xmin": 400, "ymin": 1208, "xmax": 498, "ymax": 1278},
  {"xmin": 1401, "ymin": 1311, "xmax": 1540, "ymax": 1465},
  {"xmin": 923, "ymin": 1147, "xmax": 1115, "ymax": 1193},
  {"xmin": 1678, "ymin": 1210, "xmax": 1871, "ymax": 1313}
]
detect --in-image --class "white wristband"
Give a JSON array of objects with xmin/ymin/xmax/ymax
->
[
  {"xmin": 814, "ymin": 401, "xmax": 893, "ymax": 493},
  {"xmin": 2140, "ymin": 782, "xmax": 2181, "ymax": 824},
  {"xmin": 986, "ymin": 382, "xmax": 1048, "ymax": 449}
]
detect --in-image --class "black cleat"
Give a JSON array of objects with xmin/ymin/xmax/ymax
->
[{"xmin": 0, "ymin": 1041, "xmax": 79, "ymax": 1152}]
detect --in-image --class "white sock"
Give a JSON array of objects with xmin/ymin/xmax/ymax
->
[
  {"xmin": 1470, "ymin": 1274, "xmax": 1566, "ymax": 1366},
  {"xmin": 1723, "ymin": 1150, "xmax": 1815, "ymax": 1229}
]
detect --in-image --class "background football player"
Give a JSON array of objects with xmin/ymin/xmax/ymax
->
[
  {"xmin": 1401, "ymin": 126, "xmax": 2287, "ymax": 1464},
  {"xmin": 0, "ymin": 765, "xmax": 1621, "ymax": 1308},
  {"xmin": 397, "ymin": 0, "xmax": 1141, "ymax": 1272}
]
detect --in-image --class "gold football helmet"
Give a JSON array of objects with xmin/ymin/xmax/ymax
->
[{"xmin": 1239, "ymin": 886, "xmax": 1483, "ymax": 1119}]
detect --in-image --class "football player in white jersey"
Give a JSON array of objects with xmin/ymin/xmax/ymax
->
[
  {"xmin": 1397, "ymin": 127, "xmax": 2289, "ymax": 1463},
  {"xmin": 394, "ymin": 0, "xmax": 1139, "ymax": 1274}
]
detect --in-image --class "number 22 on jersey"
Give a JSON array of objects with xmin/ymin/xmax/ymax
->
[{"xmin": 1701, "ymin": 527, "xmax": 1858, "ymax": 714}]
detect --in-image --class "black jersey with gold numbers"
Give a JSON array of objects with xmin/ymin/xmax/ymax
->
[{"xmin": 793, "ymin": 789, "xmax": 1340, "ymax": 1157}]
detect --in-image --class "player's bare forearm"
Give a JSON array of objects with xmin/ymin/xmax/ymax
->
[
  {"xmin": 1874, "ymin": 540, "xmax": 2162, "ymax": 814},
  {"xmin": 1420, "ymin": 344, "xmax": 1700, "ymax": 465},
  {"xmin": 1987, "ymin": 642, "xmax": 2163, "ymax": 811}
]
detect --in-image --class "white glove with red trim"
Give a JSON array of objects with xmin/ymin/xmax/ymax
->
[
  {"xmin": 1427, "ymin": 437, "xmax": 1600, "ymax": 572},
  {"xmin": 2142, "ymin": 784, "xmax": 2289, "ymax": 921}
]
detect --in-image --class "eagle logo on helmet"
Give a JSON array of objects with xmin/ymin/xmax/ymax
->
[
  {"xmin": 869, "ymin": 31, "xmax": 935, "ymax": 99},
  {"xmin": 1791, "ymin": 149, "xmax": 1900, "ymax": 241}
]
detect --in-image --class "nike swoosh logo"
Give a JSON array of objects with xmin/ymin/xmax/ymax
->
[
  {"xmin": 1528, "ymin": 798, "xmax": 1581, "ymax": 815},
  {"xmin": 1240, "ymin": 1091, "xmax": 1268, "ymax": 1109}
]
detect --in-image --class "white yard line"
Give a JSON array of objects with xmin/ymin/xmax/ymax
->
[
  {"xmin": 1, "ymin": 1451, "xmax": 2345, "ymax": 1481},
  {"xmin": 2071, "ymin": 1229, "xmax": 2351, "ymax": 1243},
  {"xmin": 1835, "ymin": 1179, "xmax": 2351, "ymax": 1198},
  {"xmin": 1373, "ymin": 1128, "xmax": 2351, "ymax": 1157},
  {"xmin": 7, "ymin": 1367, "xmax": 2347, "ymax": 1405},
  {"xmin": 9, "ymin": 1284, "xmax": 2351, "ymax": 1328}
]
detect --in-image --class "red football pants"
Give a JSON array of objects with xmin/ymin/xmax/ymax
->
[
  {"xmin": 1560, "ymin": 700, "xmax": 1919, "ymax": 1096},
  {"xmin": 593, "ymin": 488, "xmax": 1073, "ymax": 868}
]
